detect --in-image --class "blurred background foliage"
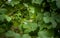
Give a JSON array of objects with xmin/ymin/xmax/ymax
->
[{"xmin": 0, "ymin": 0, "xmax": 60, "ymax": 38}]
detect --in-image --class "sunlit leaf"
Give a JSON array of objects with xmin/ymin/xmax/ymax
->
[
  {"xmin": 7, "ymin": 0, "xmax": 21, "ymax": 6},
  {"xmin": 5, "ymin": 15, "xmax": 12, "ymax": 22}
]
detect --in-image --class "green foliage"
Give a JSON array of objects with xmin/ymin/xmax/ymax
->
[
  {"xmin": 6, "ymin": 0, "xmax": 21, "ymax": 7},
  {"xmin": 5, "ymin": 30, "xmax": 21, "ymax": 38},
  {"xmin": 38, "ymin": 30, "xmax": 53, "ymax": 38},
  {"xmin": 56, "ymin": 0, "xmax": 60, "ymax": 8},
  {"xmin": 22, "ymin": 34, "xmax": 31, "ymax": 38},
  {"xmin": 0, "ymin": 0, "xmax": 60, "ymax": 38},
  {"xmin": 0, "ymin": 8, "xmax": 7, "ymax": 14},
  {"xmin": 32, "ymin": 0, "xmax": 43, "ymax": 5}
]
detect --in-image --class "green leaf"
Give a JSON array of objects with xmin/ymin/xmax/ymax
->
[
  {"xmin": 37, "ymin": 36, "xmax": 54, "ymax": 38},
  {"xmin": 56, "ymin": 0, "xmax": 60, "ymax": 8},
  {"xmin": 0, "ymin": 28, "xmax": 5, "ymax": 33},
  {"xmin": 23, "ymin": 3, "xmax": 28, "ymax": 8},
  {"xmin": 43, "ymin": 17, "xmax": 51, "ymax": 23},
  {"xmin": 28, "ymin": 6, "xmax": 35, "ymax": 14},
  {"xmin": 38, "ymin": 30, "xmax": 53, "ymax": 38},
  {"xmin": 44, "ymin": 12, "xmax": 50, "ymax": 17},
  {"xmin": 43, "ymin": 12, "xmax": 51, "ymax": 23},
  {"xmin": 22, "ymin": 23, "xmax": 37, "ymax": 33},
  {"xmin": 5, "ymin": 30, "xmax": 16, "ymax": 37},
  {"xmin": 14, "ymin": 33, "xmax": 21, "ymax": 38},
  {"xmin": 5, "ymin": 15, "xmax": 12, "ymax": 22},
  {"xmin": 22, "ymin": 34, "xmax": 31, "ymax": 38},
  {"xmin": 7, "ymin": 0, "xmax": 20, "ymax": 6},
  {"xmin": 50, "ymin": 18, "xmax": 57, "ymax": 28},
  {"xmin": 0, "ymin": 15, "xmax": 5, "ymax": 21},
  {"xmin": 32, "ymin": 0, "xmax": 43, "ymax": 5},
  {"xmin": 54, "ymin": 14, "xmax": 60, "ymax": 23},
  {"xmin": 52, "ymin": 0, "xmax": 55, "ymax": 2},
  {"xmin": 0, "ymin": 8, "xmax": 7, "ymax": 14},
  {"xmin": 5, "ymin": 30, "xmax": 21, "ymax": 38}
]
